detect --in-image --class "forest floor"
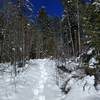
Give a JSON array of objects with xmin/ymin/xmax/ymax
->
[{"xmin": 0, "ymin": 59, "xmax": 100, "ymax": 100}]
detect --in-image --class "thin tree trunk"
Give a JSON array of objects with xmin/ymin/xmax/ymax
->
[{"xmin": 77, "ymin": 0, "xmax": 81, "ymax": 55}]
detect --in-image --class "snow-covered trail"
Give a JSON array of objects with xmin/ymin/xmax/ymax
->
[
  {"xmin": 0, "ymin": 59, "xmax": 64, "ymax": 100},
  {"xmin": 0, "ymin": 59, "xmax": 100, "ymax": 100},
  {"xmin": 32, "ymin": 59, "xmax": 64, "ymax": 100}
]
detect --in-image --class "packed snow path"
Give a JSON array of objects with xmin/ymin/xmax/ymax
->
[{"xmin": 30, "ymin": 59, "xmax": 64, "ymax": 100}]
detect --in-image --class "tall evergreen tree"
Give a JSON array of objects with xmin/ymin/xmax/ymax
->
[{"xmin": 61, "ymin": 0, "xmax": 80, "ymax": 57}]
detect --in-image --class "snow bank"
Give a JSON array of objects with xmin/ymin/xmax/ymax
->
[{"xmin": 64, "ymin": 75, "xmax": 100, "ymax": 100}]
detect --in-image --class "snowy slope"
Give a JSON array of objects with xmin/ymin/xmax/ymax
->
[{"xmin": 0, "ymin": 59, "xmax": 100, "ymax": 100}]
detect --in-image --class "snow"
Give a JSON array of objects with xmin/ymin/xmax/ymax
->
[
  {"xmin": 93, "ymin": 2, "xmax": 100, "ymax": 6},
  {"xmin": 87, "ymin": 48, "xmax": 95, "ymax": 55},
  {"xmin": 96, "ymin": 84, "xmax": 100, "ymax": 90},
  {"xmin": 0, "ymin": 59, "xmax": 64, "ymax": 100},
  {"xmin": 0, "ymin": 59, "xmax": 100, "ymax": 100},
  {"xmin": 63, "ymin": 75, "xmax": 100, "ymax": 100},
  {"xmin": 89, "ymin": 57, "xmax": 98, "ymax": 68},
  {"xmin": 86, "ymin": 40, "xmax": 91, "ymax": 44},
  {"xmin": 56, "ymin": 58, "xmax": 79, "ymax": 71}
]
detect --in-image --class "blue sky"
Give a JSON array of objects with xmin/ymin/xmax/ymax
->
[
  {"xmin": 0, "ymin": 0, "xmax": 93, "ymax": 16},
  {"xmin": 30, "ymin": 0, "xmax": 64, "ymax": 16},
  {"xmin": 27, "ymin": 0, "xmax": 93, "ymax": 16},
  {"xmin": 31, "ymin": 0, "xmax": 93, "ymax": 16}
]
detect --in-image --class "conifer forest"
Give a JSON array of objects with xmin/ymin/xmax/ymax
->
[{"xmin": 0, "ymin": 0, "xmax": 100, "ymax": 100}]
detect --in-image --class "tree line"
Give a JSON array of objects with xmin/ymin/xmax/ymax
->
[{"xmin": 0, "ymin": 0, "xmax": 100, "ymax": 65}]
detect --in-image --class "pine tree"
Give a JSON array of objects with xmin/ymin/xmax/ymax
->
[
  {"xmin": 81, "ymin": 0, "xmax": 100, "ymax": 57},
  {"xmin": 37, "ymin": 6, "xmax": 49, "ymax": 57},
  {"xmin": 61, "ymin": 0, "xmax": 80, "ymax": 57}
]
